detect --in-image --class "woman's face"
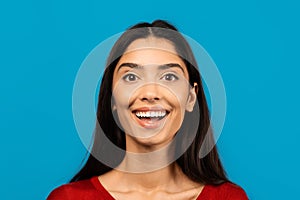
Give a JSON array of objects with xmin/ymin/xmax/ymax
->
[{"xmin": 112, "ymin": 37, "xmax": 197, "ymax": 150}]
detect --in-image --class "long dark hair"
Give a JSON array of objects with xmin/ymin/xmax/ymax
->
[{"xmin": 70, "ymin": 20, "xmax": 229, "ymax": 185}]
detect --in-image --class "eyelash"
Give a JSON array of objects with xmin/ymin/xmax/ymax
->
[
  {"xmin": 161, "ymin": 73, "xmax": 179, "ymax": 81},
  {"xmin": 122, "ymin": 73, "xmax": 139, "ymax": 82}
]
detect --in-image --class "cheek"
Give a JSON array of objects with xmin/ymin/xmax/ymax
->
[
  {"xmin": 113, "ymin": 91, "xmax": 128, "ymax": 108},
  {"xmin": 112, "ymin": 88, "xmax": 134, "ymax": 132},
  {"xmin": 112, "ymin": 83, "xmax": 137, "ymax": 108},
  {"xmin": 166, "ymin": 84, "xmax": 190, "ymax": 108}
]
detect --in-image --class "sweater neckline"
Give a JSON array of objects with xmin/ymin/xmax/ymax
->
[{"xmin": 90, "ymin": 176, "xmax": 209, "ymax": 199}]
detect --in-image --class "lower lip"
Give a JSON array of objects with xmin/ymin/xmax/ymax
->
[{"xmin": 133, "ymin": 114, "xmax": 168, "ymax": 129}]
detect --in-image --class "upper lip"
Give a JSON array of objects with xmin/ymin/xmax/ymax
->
[{"xmin": 131, "ymin": 106, "xmax": 170, "ymax": 113}]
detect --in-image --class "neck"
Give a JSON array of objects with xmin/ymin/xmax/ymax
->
[
  {"xmin": 115, "ymin": 135, "xmax": 177, "ymax": 173},
  {"xmin": 115, "ymin": 162, "xmax": 184, "ymax": 191},
  {"xmin": 107, "ymin": 135, "xmax": 193, "ymax": 191}
]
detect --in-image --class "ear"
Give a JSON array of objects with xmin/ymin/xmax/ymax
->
[{"xmin": 185, "ymin": 82, "xmax": 198, "ymax": 112}]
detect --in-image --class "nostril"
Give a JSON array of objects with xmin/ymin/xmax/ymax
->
[
  {"xmin": 141, "ymin": 97, "xmax": 160, "ymax": 101},
  {"xmin": 139, "ymin": 86, "xmax": 161, "ymax": 101}
]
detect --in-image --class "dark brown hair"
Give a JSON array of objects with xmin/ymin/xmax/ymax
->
[{"xmin": 70, "ymin": 20, "xmax": 229, "ymax": 185}]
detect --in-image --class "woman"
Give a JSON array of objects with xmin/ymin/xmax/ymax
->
[{"xmin": 48, "ymin": 20, "xmax": 248, "ymax": 199}]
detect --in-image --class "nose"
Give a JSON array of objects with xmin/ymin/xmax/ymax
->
[{"xmin": 139, "ymin": 84, "xmax": 161, "ymax": 102}]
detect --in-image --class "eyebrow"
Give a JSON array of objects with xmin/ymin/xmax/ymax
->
[{"xmin": 117, "ymin": 62, "xmax": 185, "ymax": 73}]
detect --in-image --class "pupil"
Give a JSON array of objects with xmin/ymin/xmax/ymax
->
[{"xmin": 129, "ymin": 75, "xmax": 135, "ymax": 81}]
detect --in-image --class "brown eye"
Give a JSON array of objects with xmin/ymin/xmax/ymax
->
[
  {"xmin": 162, "ymin": 73, "xmax": 179, "ymax": 81},
  {"xmin": 123, "ymin": 73, "xmax": 139, "ymax": 82}
]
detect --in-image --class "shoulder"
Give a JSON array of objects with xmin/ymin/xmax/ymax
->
[
  {"xmin": 47, "ymin": 177, "xmax": 107, "ymax": 200},
  {"xmin": 218, "ymin": 182, "xmax": 248, "ymax": 199},
  {"xmin": 200, "ymin": 182, "xmax": 248, "ymax": 200}
]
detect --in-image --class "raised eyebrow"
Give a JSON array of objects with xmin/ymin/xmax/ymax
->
[
  {"xmin": 158, "ymin": 63, "xmax": 185, "ymax": 73},
  {"xmin": 116, "ymin": 62, "xmax": 184, "ymax": 73},
  {"xmin": 117, "ymin": 63, "xmax": 143, "ymax": 72}
]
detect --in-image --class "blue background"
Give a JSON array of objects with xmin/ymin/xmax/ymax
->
[{"xmin": 1, "ymin": 0, "xmax": 299, "ymax": 199}]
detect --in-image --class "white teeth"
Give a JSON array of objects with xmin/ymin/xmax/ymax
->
[{"xmin": 135, "ymin": 110, "xmax": 166, "ymax": 118}]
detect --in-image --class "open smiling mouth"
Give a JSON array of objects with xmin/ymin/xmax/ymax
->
[{"xmin": 132, "ymin": 109, "xmax": 170, "ymax": 128}]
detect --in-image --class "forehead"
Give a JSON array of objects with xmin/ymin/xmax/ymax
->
[
  {"xmin": 118, "ymin": 37, "xmax": 186, "ymax": 67},
  {"xmin": 126, "ymin": 37, "xmax": 177, "ymax": 53}
]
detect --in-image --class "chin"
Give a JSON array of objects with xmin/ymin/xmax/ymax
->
[{"xmin": 126, "ymin": 132, "xmax": 175, "ymax": 151}]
